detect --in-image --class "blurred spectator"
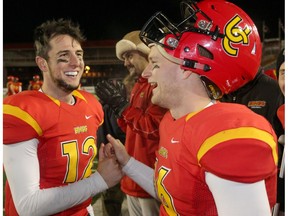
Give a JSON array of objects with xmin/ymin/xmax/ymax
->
[
  {"xmin": 13, "ymin": 77, "xmax": 22, "ymax": 94},
  {"xmin": 6, "ymin": 75, "xmax": 14, "ymax": 96},
  {"xmin": 7, "ymin": 76, "xmax": 22, "ymax": 95},
  {"xmin": 28, "ymin": 74, "xmax": 43, "ymax": 90}
]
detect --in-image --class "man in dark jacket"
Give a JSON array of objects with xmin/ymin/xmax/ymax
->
[{"xmin": 220, "ymin": 68, "xmax": 284, "ymax": 137}]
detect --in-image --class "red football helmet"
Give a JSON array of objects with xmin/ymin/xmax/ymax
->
[
  {"xmin": 140, "ymin": 0, "xmax": 262, "ymax": 99},
  {"xmin": 33, "ymin": 75, "xmax": 40, "ymax": 80},
  {"xmin": 7, "ymin": 75, "xmax": 14, "ymax": 81}
]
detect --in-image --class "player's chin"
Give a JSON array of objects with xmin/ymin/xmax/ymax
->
[
  {"xmin": 63, "ymin": 83, "xmax": 80, "ymax": 92},
  {"xmin": 151, "ymin": 94, "xmax": 160, "ymax": 106}
]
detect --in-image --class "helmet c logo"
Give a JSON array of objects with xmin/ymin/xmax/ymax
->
[{"xmin": 222, "ymin": 15, "xmax": 251, "ymax": 56}]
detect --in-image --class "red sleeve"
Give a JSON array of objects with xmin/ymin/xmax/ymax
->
[
  {"xmin": 200, "ymin": 136, "xmax": 277, "ymax": 183},
  {"xmin": 4, "ymin": 112, "xmax": 39, "ymax": 144},
  {"xmin": 3, "ymin": 92, "xmax": 47, "ymax": 144},
  {"xmin": 198, "ymin": 106, "xmax": 278, "ymax": 183}
]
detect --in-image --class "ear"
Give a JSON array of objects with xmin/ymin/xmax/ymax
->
[{"xmin": 35, "ymin": 56, "xmax": 48, "ymax": 72}]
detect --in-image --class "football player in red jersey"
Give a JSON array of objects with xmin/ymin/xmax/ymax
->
[
  {"xmin": 12, "ymin": 77, "xmax": 22, "ymax": 94},
  {"xmin": 103, "ymin": 0, "xmax": 278, "ymax": 215},
  {"xmin": 28, "ymin": 74, "xmax": 43, "ymax": 90},
  {"xmin": 6, "ymin": 75, "xmax": 15, "ymax": 96},
  {"xmin": 3, "ymin": 19, "xmax": 123, "ymax": 216}
]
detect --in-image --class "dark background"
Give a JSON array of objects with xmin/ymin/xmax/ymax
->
[{"xmin": 3, "ymin": 0, "xmax": 285, "ymax": 44}]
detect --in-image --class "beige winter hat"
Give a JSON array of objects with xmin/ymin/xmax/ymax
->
[{"xmin": 116, "ymin": 30, "xmax": 150, "ymax": 61}]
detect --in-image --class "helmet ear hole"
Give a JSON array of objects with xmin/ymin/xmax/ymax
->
[
  {"xmin": 200, "ymin": 76, "xmax": 222, "ymax": 100},
  {"xmin": 197, "ymin": 45, "xmax": 213, "ymax": 59}
]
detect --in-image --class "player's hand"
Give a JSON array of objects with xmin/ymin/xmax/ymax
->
[
  {"xmin": 97, "ymin": 143, "xmax": 123, "ymax": 187},
  {"xmin": 105, "ymin": 134, "xmax": 131, "ymax": 167}
]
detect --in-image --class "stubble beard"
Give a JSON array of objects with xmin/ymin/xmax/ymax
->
[{"xmin": 55, "ymin": 78, "xmax": 79, "ymax": 93}]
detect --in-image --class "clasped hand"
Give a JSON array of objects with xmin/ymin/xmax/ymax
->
[
  {"xmin": 104, "ymin": 134, "xmax": 131, "ymax": 167},
  {"xmin": 97, "ymin": 134, "xmax": 130, "ymax": 187}
]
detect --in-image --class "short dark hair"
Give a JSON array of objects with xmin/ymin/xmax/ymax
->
[{"xmin": 34, "ymin": 18, "xmax": 86, "ymax": 59}]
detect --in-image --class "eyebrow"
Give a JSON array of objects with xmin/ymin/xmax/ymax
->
[
  {"xmin": 56, "ymin": 50, "xmax": 84, "ymax": 56},
  {"xmin": 56, "ymin": 50, "xmax": 68, "ymax": 55}
]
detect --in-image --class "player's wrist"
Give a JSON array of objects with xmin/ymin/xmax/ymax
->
[
  {"xmin": 122, "ymin": 156, "xmax": 133, "ymax": 168},
  {"xmin": 121, "ymin": 155, "xmax": 131, "ymax": 167}
]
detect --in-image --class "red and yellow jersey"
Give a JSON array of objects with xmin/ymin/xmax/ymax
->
[
  {"xmin": 6, "ymin": 81, "xmax": 14, "ymax": 96},
  {"xmin": 13, "ymin": 82, "xmax": 22, "ymax": 94},
  {"xmin": 29, "ymin": 80, "xmax": 43, "ymax": 90},
  {"xmin": 3, "ymin": 90, "xmax": 104, "ymax": 216},
  {"xmin": 155, "ymin": 102, "xmax": 278, "ymax": 216},
  {"xmin": 7, "ymin": 81, "xmax": 22, "ymax": 96}
]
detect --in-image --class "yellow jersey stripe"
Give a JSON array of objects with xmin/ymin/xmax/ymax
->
[
  {"xmin": 197, "ymin": 127, "xmax": 277, "ymax": 165},
  {"xmin": 46, "ymin": 95, "xmax": 61, "ymax": 106},
  {"xmin": 3, "ymin": 104, "xmax": 43, "ymax": 136},
  {"xmin": 73, "ymin": 90, "xmax": 87, "ymax": 103}
]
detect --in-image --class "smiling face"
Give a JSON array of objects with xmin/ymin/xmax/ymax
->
[
  {"xmin": 142, "ymin": 46, "xmax": 183, "ymax": 109},
  {"xmin": 123, "ymin": 50, "xmax": 148, "ymax": 77},
  {"xmin": 39, "ymin": 34, "xmax": 84, "ymax": 93}
]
